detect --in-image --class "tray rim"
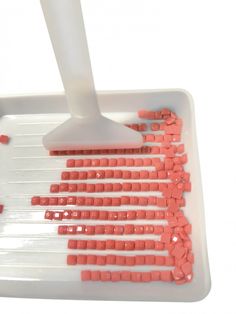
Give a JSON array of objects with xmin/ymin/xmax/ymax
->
[{"xmin": 0, "ymin": 89, "xmax": 211, "ymax": 302}]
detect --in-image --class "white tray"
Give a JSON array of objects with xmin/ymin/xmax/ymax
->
[{"xmin": 0, "ymin": 89, "xmax": 211, "ymax": 301}]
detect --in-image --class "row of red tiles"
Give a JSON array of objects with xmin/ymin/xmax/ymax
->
[
  {"xmin": 125, "ymin": 123, "xmax": 147, "ymax": 132},
  {"xmin": 58, "ymin": 224, "xmax": 165, "ymax": 235},
  {"xmin": 138, "ymin": 115, "xmax": 182, "ymax": 135},
  {"xmin": 66, "ymin": 156, "xmax": 184, "ymax": 169},
  {"xmin": 32, "ymin": 196, "xmax": 186, "ymax": 207},
  {"xmin": 67, "ymin": 254, "xmax": 176, "ymax": 266},
  {"xmin": 126, "ymin": 121, "xmax": 182, "ymax": 133},
  {"xmin": 68, "ymin": 239, "xmax": 167, "ymax": 251},
  {"xmin": 58, "ymin": 221, "xmax": 190, "ymax": 238},
  {"xmin": 45, "ymin": 209, "xmax": 176, "ymax": 221},
  {"xmin": 50, "ymin": 182, "xmax": 191, "ymax": 195},
  {"xmin": 143, "ymin": 135, "xmax": 183, "ymax": 145},
  {"xmin": 49, "ymin": 144, "xmax": 182, "ymax": 156},
  {"xmin": 138, "ymin": 108, "xmax": 179, "ymax": 122},
  {"xmin": 81, "ymin": 269, "xmax": 177, "ymax": 283},
  {"xmin": 68, "ymin": 238, "xmax": 192, "ymax": 252},
  {"xmin": 125, "ymin": 121, "xmax": 181, "ymax": 132},
  {"xmin": 61, "ymin": 168, "xmax": 188, "ymax": 182},
  {"xmin": 65, "ymin": 144, "xmax": 185, "ymax": 166}
]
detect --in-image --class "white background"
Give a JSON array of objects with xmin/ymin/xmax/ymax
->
[{"xmin": 0, "ymin": 0, "xmax": 235, "ymax": 313}]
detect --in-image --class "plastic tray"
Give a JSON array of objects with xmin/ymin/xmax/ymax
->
[{"xmin": 0, "ymin": 89, "xmax": 211, "ymax": 301}]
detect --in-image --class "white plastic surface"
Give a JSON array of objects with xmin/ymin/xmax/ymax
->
[
  {"xmin": 0, "ymin": 90, "xmax": 211, "ymax": 301},
  {"xmin": 40, "ymin": 0, "xmax": 143, "ymax": 150}
]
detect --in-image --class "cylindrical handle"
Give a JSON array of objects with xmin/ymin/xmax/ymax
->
[{"xmin": 40, "ymin": 0, "xmax": 100, "ymax": 118}]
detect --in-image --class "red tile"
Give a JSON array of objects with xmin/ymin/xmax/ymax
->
[
  {"xmin": 111, "ymin": 271, "xmax": 121, "ymax": 282},
  {"xmin": 145, "ymin": 240, "xmax": 155, "ymax": 250},
  {"xmin": 100, "ymin": 271, "xmax": 111, "ymax": 281},
  {"xmin": 91, "ymin": 271, "xmax": 101, "ymax": 281},
  {"xmin": 134, "ymin": 225, "xmax": 144, "ymax": 234},
  {"xmin": 136, "ymin": 210, "xmax": 146, "ymax": 219},
  {"xmin": 84, "ymin": 225, "xmax": 95, "ymax": 235},
  {"xmin": 104, "ymin": 183, "xmax": 113, "ymax": 192},
  {"xmin": 104, "ymin": 225, "xmax": 114, "ymax": 234},
  {"xmin": 114, "ymin": 225, "xmax": 124, "ymax": 235},
  {"xmin": 142, "ymin": 272, "xmax": 151, "ymax": 282},
  {"xmin": 71, "ymin": 210, "xmax": 81, "ymax": 219},
  {"xmin": 75, "ymin": 225, "xmax": 85, "ymax": 234},
  {"xmin": 67, "ymin": 255, "xmax": 77, "ymax": 265},
  {"xmin": 155, "ymin": 256, "xmax": 165, "ymax": 265},
  {"xmin": 160, "ymin": 270, "xmax": 173, "ymax": 282},
  {"xmin": 144, "ymin": 225, "xmax": 154, "ymax": 234},
  {"xmin": 154, "ymin": 241, "xmax": 165, "ymax": 250},
  {"xmin": 95, "ymin": 170, "xmax": 105, "ymax": 179},
  {"xmin": 63, "ymin": 210, "xmax": 72, "ymax": 219},
  {"xmin": 131, "ymin": 272, "xmax": 142, "ymax": 282},
  {"xmin": 106, "ymin": 240, "xmax": 115, "ymax": 249},
  {"xmin": 77, "ymin": 240, "xmax": 87, "ymax": 249},
  {"xmin": 90, "ymin": 210, "xmax": 99, "ymax": 220},
  {"xmin": 106, "ymin": 255, "xmax": 116, "ymax": 265},
  {"xmin": 0, "ymin": 134, "xmax": 10, "ymax": 144},
  {"xmin": 105, "ymin": 170, "xmax": 114, "ymax": 178},
  {"xmin": 53, "ymin": 211, "xmax": 63, "ymax": 220},
  {"xmin": 115, "ymin": 241, "xmax": 125, "ymax": 250},
  {"xmin": 44, "ymin": 210, "xmax": 53, "ymax": 220},
  {"xmin": 160, "ymin": 232, "xmax": 172, "ymax": 243},
  {"xmin": 135, "ymin": 240, "xmax": 145, "ymax": 250},
  {"xmin": 59, "ymin": 183, "xmax": 69, "ymax": 192},
  {"xmin": 95, "ymin": 225, "xmax": 105, "ymax": 234},
  {"xmin": 77, "ymin": 255, "xmax": 87, "ymax": 265},
  {"xmin": 113, "ymin": 183, "xmax": 122, "ymax": 191},
  {"xmin": 76, "ymin": 197, "xmax": 85, "ymax": 206},
  {"xmin": 108, "ymin": 211, "xmax": 118, "ymax": 220},
  {"xmin": 81, "ymin": 270, "xmax": 91, "ymax": 281},
  {"xmin": 74, "ymin": 159, "xmax": 83, "ymax": 167},
  {"xmin": 58, "ymin": 197, "xmax": 67, "ymax": 206},
  {"xmin": 58, "ymin": 225, "xmax": 67, "ymax": 235},
  {"xmin": 95, "ymin": 183, "xmax": 104, "ymax": 192},
  {"xmin": 145, "ymin": 210, "xmax": 155, "ymax": 219},
  {"xmin": 94, "ymin": 198, "xmax": 103, "ymax": 206},
  {"xmin": 126, "ymin": 256, "xmax": 135, "ymax": 266},
  {"xmin": 131, "ymin": 183, "xmax": 141, "ymax": 191},
  {"xmin": 153, "ymin": 226, "xmax": 164, "ymax": 235},
  {"xmin": 80, "ymin": 211, "xmax": 90, "ymax": 220},
  {"xmin": 68, "ymin": 240, "xmax": 77, "ymax": 249},
  {"xmin": 100, "ymin": 158, "xmax": 109, "ymax": 166},
  {"xmin": 89, "ymin": 158, "xmax": 99, "ymax": 167},
  {"xmin": 124, "ymin": 224, "xmax": 134, "ymax": 234},
  {"xmin": 116, "ymin": 255, "xmax": 126, "ymax": 266},
  {"xmin": 70, "ymin": 171, "xmax": 79, "ymax": 180},
  {"xmin": 103, "ymin": 198, "xmax": 112, "ymax": 206},
  {"xmin": 181, "ymin": 262, "xmax": 192, "ymax": 275},
  {"xmin": 39, "ymin": 197, "xmax": 49, "ymax": 206},
  {"xmin": 87, "ymin": 240, "xmax": 96, "ymax": 250},
  {"xmin": 77, "ymin": 183, "xmax": 87, "ymax": 192},
  {"xmin": 50, "ymin": 184, "xmax": 59, "ymax": 193},
  {"xmin": 96, "ymin": 255, "xmax": 106, "ymax": 265},
  {"xmin": 121, "ymin": 271, "xmax": 131, "ymax": 281},
  {"xmin": 155, "ymin": 210, "xmax": 165, "ymax": 219},
  {"xmin": 117, "ymin": 211, "xmax": 127, "ymax": 220},
  {"xmin": 96, "ymin": 241, "xmax": 106, "ymax": 250},
  {"xmin": 83, "ymin": 159, "xmax": 91, "ymax": 167},
  {"xmin": 67, "ymin": 196, "xmax": 76, "ymax": 205},
  {"xmin": 61, "ymin": 171, "xmax": 70, "ymax": 180}
]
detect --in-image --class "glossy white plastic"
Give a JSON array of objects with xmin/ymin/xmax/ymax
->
[{"xmin": 40, "ymin": 0, "xmax": 143, "ymax": 150}]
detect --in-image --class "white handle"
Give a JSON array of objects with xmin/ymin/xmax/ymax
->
[{"xmin": 40, "ymin": 0, "xmax": 100, "ymax": 118}]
